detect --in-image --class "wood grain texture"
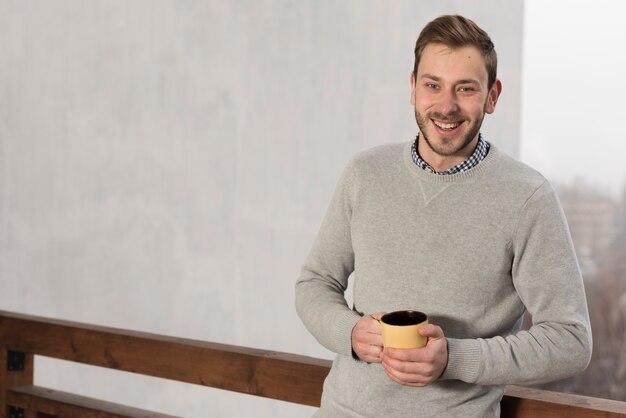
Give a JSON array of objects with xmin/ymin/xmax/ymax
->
[
  {"xmin": 0, "ymin": 310, "xmax": 329, "ymax": 407},
  {"xmin": 502, "ymin": 385, "xmax": 626, "ymax": 417},
  {"xmin": 8, "ymin": 385, "xmax": 176, "ymax": 418}
]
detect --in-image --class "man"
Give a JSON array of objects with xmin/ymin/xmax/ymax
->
[{"xmin": 295, "ymin": 14, "xmax": 591, "ymax": 418}]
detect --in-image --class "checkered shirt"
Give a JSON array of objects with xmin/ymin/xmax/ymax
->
[{"xmin": 411, "ymin": 134, "xmax": 490, "ymax": 175}]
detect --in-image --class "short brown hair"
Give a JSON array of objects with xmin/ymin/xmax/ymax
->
[{"xmin": 413, "ymin": 15, "xmax": 497, "ymax": 89}]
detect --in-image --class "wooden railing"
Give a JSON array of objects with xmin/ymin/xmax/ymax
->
[{"xmin": 1, "ymin": 310, "xmax": 625, "ymax": 418}]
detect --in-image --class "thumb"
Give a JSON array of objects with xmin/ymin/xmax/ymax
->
[{"xmin": 418, "ymin": 324, "xmax": 444, "ymax": 339}]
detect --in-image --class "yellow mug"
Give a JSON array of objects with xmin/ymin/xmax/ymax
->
[{"xmin": 379, "ymin": 310, "xmax": 428, "ymax": 349}]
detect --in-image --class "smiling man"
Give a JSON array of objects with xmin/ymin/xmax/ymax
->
[{"xmin": 296, "ymin": 15, "xmax": 591, "ymax": 417}]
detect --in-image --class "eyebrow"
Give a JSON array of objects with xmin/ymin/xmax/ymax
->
[{"xmin": 420, "ymin": 73, "xmax": 481, "ymax": 86}]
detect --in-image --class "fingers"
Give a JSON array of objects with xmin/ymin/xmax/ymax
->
[
  {"xmin": 351, "ymin": 312, "xmax": 385, "ymax": 363},
  {"xmin": 382, "ymin": 350, "xmax": 437, "ymax": 376},
  {"xmin": 381, "ymin": 325, "xmax": 448, "ymax": 387},
  {"xmin": 381, "ymin": 349, "xmax": 440, "ymax": 386},
  {"xmin": 382, "ymin": 362, "xmax": 434, "ymax": 387},
  {"xmin": 358, "ymin": 344, "xmax": 383, "ymax": 363}
]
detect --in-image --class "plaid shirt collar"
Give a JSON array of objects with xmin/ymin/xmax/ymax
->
[{"xmin": 411, "ymin": 134, "xmax": 490, "ymax": 175}]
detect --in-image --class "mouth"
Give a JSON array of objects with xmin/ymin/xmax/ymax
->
[{"xmin": 432, "ymin": 119, "xmax": 462, "ymax": 131}]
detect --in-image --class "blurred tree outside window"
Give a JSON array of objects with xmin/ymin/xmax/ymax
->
[{"xmin": 521, "ymin": 0, "xmax": 626, "ymax": 401}]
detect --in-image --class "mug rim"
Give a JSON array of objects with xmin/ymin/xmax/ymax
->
[{"xmin": 381, "ymin": 310, "xmax": 427, "ymax": 326}]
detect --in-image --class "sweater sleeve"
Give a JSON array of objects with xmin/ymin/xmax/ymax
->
[
  {"xmin": 295, "ymin": 160, "xmax": 362, "ymax": 357},
  {"xmin": 442, "ymin": 180, "xmax": 592, "ymax": 385}
]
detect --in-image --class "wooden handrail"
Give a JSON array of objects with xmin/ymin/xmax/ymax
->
[{"xmin": 1, "ymin": 310, "xmax": 625, "ymax": 417}]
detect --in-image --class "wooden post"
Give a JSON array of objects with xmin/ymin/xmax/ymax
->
[{"xmin": 1, "ymin": 323, "xmax": 35, "ymax": 418}]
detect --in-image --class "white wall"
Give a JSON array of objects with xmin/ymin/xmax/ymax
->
[{"xmin": 0, "ymin": 1, "xmax": 523, "ymax": 416}]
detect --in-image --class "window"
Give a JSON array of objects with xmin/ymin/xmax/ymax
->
[{"xmin": 521, "ymin": 0, "xmax": 626, "ymax": 401}]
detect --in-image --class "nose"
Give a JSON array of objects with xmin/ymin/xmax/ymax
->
[{"xmin": 436, "ymin": 89, "xmax": 459, "ymax": 115}]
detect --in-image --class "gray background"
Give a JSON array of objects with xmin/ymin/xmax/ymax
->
[{"xmin": 0, "ymin": 1, "xmax": 523, "ymax": 416}]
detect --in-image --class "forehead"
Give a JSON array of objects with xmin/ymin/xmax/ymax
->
[{"xmin": 418, "ymin": 43, "xmax": 488, "ymax": 83}]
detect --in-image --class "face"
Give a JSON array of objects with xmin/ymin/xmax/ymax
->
[{"xmin": 411, "ymin": 43, "xmax": 501, "ymax": 162}]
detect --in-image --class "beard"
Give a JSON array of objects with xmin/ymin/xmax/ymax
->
[{"xmin": 414, "ymin": 105, "xmax": 486, "ymax": 158}]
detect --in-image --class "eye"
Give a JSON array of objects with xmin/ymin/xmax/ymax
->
[
  {"xmin": 425, "ymin": 82, "xmax": 439, "ymax": 90},
  {"xmin": 458, "ymin": 86, "xmax": 476, "ymax": 93}
]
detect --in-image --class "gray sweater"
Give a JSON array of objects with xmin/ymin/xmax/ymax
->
[{"xmin": 295, "ymin": 142, "xmax": 592, "ymax": 417}]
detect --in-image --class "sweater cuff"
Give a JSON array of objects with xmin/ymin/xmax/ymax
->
[
  {"xmin": 440, "ymin": 338, "xmax": 481, "ymax": 383},
  {"xmin": 331, "ymin": 309, "xmax": 362, "ymax": 357}
]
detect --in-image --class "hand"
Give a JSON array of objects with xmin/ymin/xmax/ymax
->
[
  {"xmin": 351, "ymin": 312, "xmax": 385, "ymax": 363},
  {"xmin": 380, "ymin": 324, "xmax": 448, "ymax": 387}
]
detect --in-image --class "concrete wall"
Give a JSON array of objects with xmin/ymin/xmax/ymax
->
[{"xmin": 0, "ymin": 1, "xmax": 523, "ymax": 416}]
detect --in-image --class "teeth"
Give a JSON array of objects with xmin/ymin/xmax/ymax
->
[{"xmin": 434, "ymin": 120, "xmax": 460, "ymax": 130}]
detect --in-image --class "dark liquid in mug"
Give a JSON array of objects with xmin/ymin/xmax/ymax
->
[{"xmin": 381, "ymin": 310, "xmax": 427, "ymax": 326}]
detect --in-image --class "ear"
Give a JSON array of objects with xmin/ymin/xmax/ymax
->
[
  {"xmin": 410, "ymin": 72, "xmax": 417, "ymax": 106},
  {"xmin": 485, "ymin": 79, "xmax": 502, "ymax": 114}
]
